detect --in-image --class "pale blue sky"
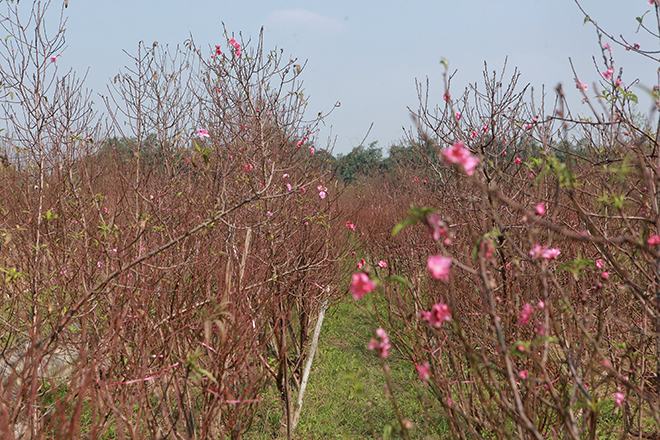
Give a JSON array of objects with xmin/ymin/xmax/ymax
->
[{"xmin": 49, "ymin": 0, "xmax": 660, "ymax": 154}]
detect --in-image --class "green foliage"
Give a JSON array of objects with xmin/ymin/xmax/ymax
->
[
  {"xmin": 336, "ymin": 142, "xmax": 383, "ymax": 183},
  {"xmin": 392, "ymin": 206, "xmax": 436, "ymax": 237}
]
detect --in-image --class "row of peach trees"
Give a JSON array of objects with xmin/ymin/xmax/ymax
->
[
  {"xmin": 0, "ymin": 2, "xmax": 346, "ymax": 439},
  {"xmin": 348, "ymin": 2, "xmax": 660, "ymax": 438}
]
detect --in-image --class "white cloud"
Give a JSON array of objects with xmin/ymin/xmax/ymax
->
[{"xmin": 264, "ymin": 9, "xmax": 347, "ymax": 35}]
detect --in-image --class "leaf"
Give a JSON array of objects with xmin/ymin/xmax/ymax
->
[
  {"xmin": 392, "ymin": 206, "xmax": 438, "ymax": 236},
  {"xmin": 385, "ymin": 276, "xmax": 412, "ymax": 288},
  {"xmin": 382, "ymin": 424, "xmax": 393, "ymax": 440},
  {"xmin": 195, "ymin": 367, "xmax": 218, "ymax": 384},
  {"xmin": 392, "ymin": 216, "xmax": 419, "ymax": 237}
]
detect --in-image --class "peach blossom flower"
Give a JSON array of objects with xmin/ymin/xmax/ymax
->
[
  {"xmin": 378, "ymin": 260, "xmax": 387, "ymax": 268},
  {"xmin": 648, "ymin": 235, "xmax": 660, "ymax": 246},
  {"xmin": 427, "ymin": 255, "xmax": 452, "ymax": 281},
  {"xmin": 614, "ymin": 392, "xmax": 625, "ymax": 406},
  {"xmin": 535, "ymin": 203, "xmax": 546, "ymax": 215},
  {"xmin": 350, "ymin": 273, "xmax": 376, "ymax": 299},
  {"xmin": 530, "ymin": 243, "xmax": 561, "ymax": 260},
  {"xmin": 415, "ymin": 362, "xmax": 430, "ymax": 381},
  {"xmin": 519, "ymin": 303, "xmax": 533, "ymax": 325},
  {"xmin": 367, "ymin": 328, "xmax": 391, "ymax": 358},
  {"xmin": 441, "ymin": 141, "xmax": 479, "ymax": 176},
  {"xmin": 421, "ymin": 301, "xmax": 452, "ymax": 327},
  {"xmin": 197, "ymin": 128, "xmax": 210, "ymax": 138}
]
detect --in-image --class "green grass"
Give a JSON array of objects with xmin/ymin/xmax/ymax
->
[{"xmin": 248, "ymin": 295, "xmax": 444, "ymax": 439}]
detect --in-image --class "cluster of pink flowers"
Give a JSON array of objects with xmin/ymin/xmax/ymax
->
[
  {"xmin": 350, "ymin": 272, "xmax": 376, "ymax": 300},
  {"xmin": 421, "ymin": 301, "xmax": 452, "ymax": 327},
  {"xmin": 530, "ymin": 243, "xmax": 561, "ymax": 260},
  {"xmin": 197, "ymin": 128, "xmax": 210, "ymax": 138},
  {"xmin": 367, "ymin": 328, "xmax": 391, "ymax": 358},
  {"xmin": 577, "ymin": 80, "xmax": 588, "ymax": 91},
  {"xmin": 357, "ymin": 258, "xmax": 366, "ymax": 269},
  {"xmin": 602, "ymin": 67, "xmax": 614, "ymax": 80},
  {"xmin": 427, "ymin": 255, "xmax": 452, "ymax": 281},
  {"xmin": 378, "ymin": 260, "xmax": 387, "ymax": 268},
  {"xmin": 346, "ymin": 221, "xmax": 356, "ymax": 231},
  {"xmin": 441, "ymin": 140, "xmax": 479, "ymax": 176},
  {"xmin": 648, "ymin": 235, "xmax": 660, "ymax": 246},
  {"xmin": 514, "ymin": 157, "xmax": 522, "ymax": 164},
  {"xmin": 317, "ymin": 185, "xmax": 327, "ymax": 199},
  {"xmin": 427, "ymin": 213, "xmax": 448, "ymax": 241},
  {"xmin": 614, "ymin": 391, "xmax": 625, "ymax": 406},
  {"xmin": 229, "ymin": 38, "xmax": 241, "ymax": 56},
  {"xmin": 243, "ymin": 162, "xmax": 253, "ymax": 172},
  {"xmin": 519, "ymin": 303, "xmax": 534, "ymax": 325},
  {"xmin": 415, "ymin": 362, "xmax": 430, "ymax": 381}
]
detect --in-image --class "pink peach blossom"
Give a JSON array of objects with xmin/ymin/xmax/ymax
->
[
  {"xmin": 530, "ymin": 243, "xmax": 561, "ymax": 260},
  {"xmin": 535, "ymin": 203, "xmax": 546, "ymax": 216},
  {"xmin": 367, "ymin": 328, "xmax": 391, "ymax": 358},
  {"xmin": 648, "ymin": 235, "xmax": 660, "ymax": 246},
  {"xmin": 415, "ymin": 362, "xmax": 430, "ymax": 381},
  {"xmin": 441, "ymin": 141, "xmax": 479, "ymax": 176},
  {"xmin": 427, "ymin": 255, "xmax": 452, "ymax": 281},
  {"xmin": 519, "ymin": 303, "xmax": 533, "ymax": 325},
  {"xmin": 614, "ymin": 392, "xmax": 625, "ymax": 406},
  {"xmin": 421, "ymin": 301, "xmax": 452, "ymax": 327},
  {"xmin": 350, "ymin": 273, "xmax": 376, "ymax": 300},
  {"xmin": 427, "ymin": 212, "xmax": 447, "ymax": 241}
]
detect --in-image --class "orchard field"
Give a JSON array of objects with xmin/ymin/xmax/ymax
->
[{"xmin": 2, "ymin": 1, "xmax": 660, "ymax": 439}]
